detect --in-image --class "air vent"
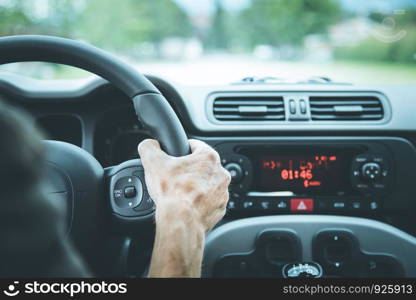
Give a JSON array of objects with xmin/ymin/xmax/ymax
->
[
  {"xmin": 309, "ymin": 96, "xmax": 384, "ymax": 121},
  {"xmin": 213, "ymin": 96, "xmax": 285, "ymax": 121}
]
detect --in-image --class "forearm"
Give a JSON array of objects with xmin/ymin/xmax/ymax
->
[
  {"xmin": 148, "ymin": 204, "xmax": 205, "ymax": 277},
  {"xmin": 139, "ymin": 139, "xmax": 230, "ymax": 278}
]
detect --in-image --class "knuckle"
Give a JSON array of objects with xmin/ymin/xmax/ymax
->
[
  {"xmin": 175, "ymin": 177, "xmax": 199, "ymax": 194},
  {"xmin": 222, "ymin": 168, "xmax": 232, "ymax": 184},
  {"xmin": 189, "ymin": 139, "xmax": 208, "ymax": 153},
  {"xmin": 138, "ymin": 138, "xmax": 156, "ymax": 150},
  {"xmin": 217, "ymin": 206, "xmax": 227, "ymax": 220},
  {"xmin": 138, "ymin": 139, "xmax": 158, "ymax": 157},
  {"xmin": 219, "ymin": 197, "xmax": 228, "ymax": 210},
  {"xmin": 206, "ymin": 151, "xmax": 220, "ymax": 164}
]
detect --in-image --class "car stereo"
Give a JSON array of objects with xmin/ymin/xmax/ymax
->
[
  {"xmin": 215, "ymin": 142, "xmax": 394, "ymax": 215},
  {"xmin": 249, "ymin": 151, "xmax": 351, "ymax": 194}
]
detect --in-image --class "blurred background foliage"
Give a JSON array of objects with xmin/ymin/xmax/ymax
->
[
  {"xmin": 0, "ymin": 0, "xmax": 415, "ymax": 82},
  {"xmin": 334, "ymin": 9, "xmax": 416, "ymax": 63}
]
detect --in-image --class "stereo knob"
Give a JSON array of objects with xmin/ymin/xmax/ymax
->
[
  {"xmin": 361, "ymin": 162, "xmax": 381, "ymax": 181},
  {"xmin": 224, "ymin": 163, "xmax": 244, "ymax": 184}
]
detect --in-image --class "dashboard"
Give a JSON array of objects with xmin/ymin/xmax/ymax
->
[
  {"xmin": 1, "ymin": 72, "xmax": 416, "ymax": 218},
  {"xmin": 2, "ymin": 71, "xmax": 416, "ymax": 277}
]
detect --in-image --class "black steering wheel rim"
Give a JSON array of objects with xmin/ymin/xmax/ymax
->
[{"xmin": 0, "ymin": 35, "xmax": 190, "ymax": 157}]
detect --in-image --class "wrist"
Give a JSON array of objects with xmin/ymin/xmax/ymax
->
[
  {"xmin": 150, "ymin": 198, "xmax": 205, "ymax": 277},
  {"xmin": 155, "ymin": 196, "xmax": 205, "ymax": 232}
]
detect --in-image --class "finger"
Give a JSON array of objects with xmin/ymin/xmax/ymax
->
[
  {"xmin": 188, "ymin": 139, "xmax": 212, "ymax": 154},
  {"xmin": 138, "ymin": 139, "xmax": 169, "ymax": 163},
  {"xmin": 187, "ymin": 139, "xmax": 222, "ymax": 166}
]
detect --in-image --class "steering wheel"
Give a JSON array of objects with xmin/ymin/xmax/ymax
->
[{"xmin": 0, "ymin": 35, "xmax": 190, "ymax": 273}]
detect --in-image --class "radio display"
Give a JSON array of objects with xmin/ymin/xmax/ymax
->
[{"xmin": 254, "ymin": 153, "xmax": 349, "ymax": 194}]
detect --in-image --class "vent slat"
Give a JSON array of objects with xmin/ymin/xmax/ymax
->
[
  {"xmin": 312, "ymin": 114, "xmax": 383, "ymax": 120},
  {"xmin": 214, "ymin": 100, "xmax": 284, "ymax": 106},
  {"xmin": 310, "ymin": 100, "xmax": 380, "ymax": 106},
  {"xmin": 214, "ymin": 107, "xmax": 285, "ymax": 113},
  {"xmin": 310, "ymin": 107, "xmax": 382, "ymax": 113},
  {"xmin": 213, "ymin": 95, "xmax": 285, "ymax": 122},
  {"xmin": 214, "ymin": 114, "xmax": 285, "ymax": 120},
  {"xmin": 310, "ymin": 96, "xmax": 383, "ymax": 121}
]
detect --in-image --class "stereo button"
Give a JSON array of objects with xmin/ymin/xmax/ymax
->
[
  {"xmin": 227, "ymin": 200, "xmax": 236, "ymax": 210},
  {"xmin": 362, "ymin": 162, "xmax": 381, "ymax": 181},
  {"xmin": 355, "ymin": 156, "xmax": 369, "ymax": 163},
  {"xmin": 290, "ymin": 198, "xmax": 314, "ymax": 212},
  {"xmin": 243, "ymin": 201, "xmax": 254, "ymax": 209},
  {"xmin": 224, "ymin": 163, "xmax": 244, "ymax": 184},
  {"xmin": 373, "ymin": 183, "xmax": 385, "ymax": 190},
  {"xmin": 355, "ymin": 183, "xmax": 369, "ymax": 190},
  {"xmin": 370, "ymin": 202, "xmax": 379, "ymax": 210},
  {"xmin": 277, "ymin": 200, "xmax": 289, "ymax": 210},
  {"xmin": 351, "ymin": 201, "xmax": 362, "ymax": 210},
  {"xmin": 260, "ymin": 201, "xmax": 270, "ymax": 210},
  {"xmin": 333, "ymin": 201, "xmax": 346, "ymax": 209}
]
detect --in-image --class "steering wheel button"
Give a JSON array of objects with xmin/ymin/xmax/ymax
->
[
  {"xmin": 114, "ymin": 189, "xmax": 122, "ymax": 199},
  {"xmin": 124, "ymin": 186, "xmax": 136, "ymax": 198},
  {"xmin": 133, "ymin": 189, "xmax": 154, "ymax": 211},
  {"xmin": 112, "ymin": 175, "xmax": 143, "ymax": 209}
]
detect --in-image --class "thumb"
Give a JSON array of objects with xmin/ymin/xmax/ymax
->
[{"xmin": 138, "ymin": 139, "xmax": 169, "ymax": 164}]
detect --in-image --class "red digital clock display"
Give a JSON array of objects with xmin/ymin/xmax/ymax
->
[{"xmin": 258, "ymin": 154, "xmax": 344, "ymax": 193}]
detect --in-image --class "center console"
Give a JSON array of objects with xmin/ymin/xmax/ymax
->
[
  {"xmin": 201, "ymin": 136, "xmax": 416, "ymax": 277},
  {"xmin": 202, "ymin": 215, "xmax": 416, "ymax": 278},
  {"xmin": 208, "ymin": 137, "xmax": 416, "ymax": 217}
]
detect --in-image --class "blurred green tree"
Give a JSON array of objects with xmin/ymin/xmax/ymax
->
[
  {"xmin": 237, "ymin": 0, "xmax": 342, "ymax": 48},
  {"xmin": 36, "ymin": 0, "xmax": 83, "ymax": 36},
  {"xmin": 74, "ymin": 0, "xmax": 192, "ymax": 54},
  {"xmin": 0, "ymin": 0, "xmax": 192, "ymax": 55},
  {"xmin": 205, "ymin": 0, "xmax": 229, "ymax": 49},
  {"xmin": 0, "ymin": 0, "xmax": 33, "ymax": 36}
]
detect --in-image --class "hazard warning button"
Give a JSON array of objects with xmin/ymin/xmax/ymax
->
[{"xmin": 290, "ymin": 198, "xmax": 314, "ymax": 212}]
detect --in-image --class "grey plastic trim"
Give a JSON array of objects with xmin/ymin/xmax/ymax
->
[
  {"xmin": 203, "ymin": 215, "xmax": 416, "ymax": 278},
  {"xmin": 1, "ymin": 70, "xmax": 416, "ymax": 133},
  {"xmin": 174, "ymin": 82, "xmax": 416, "ymax": 133},
  {"xmin": 206, "ymin": 91, "xmax": 391, "ymax": 126}
]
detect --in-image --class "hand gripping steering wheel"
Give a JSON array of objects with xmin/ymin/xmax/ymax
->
[{"xmin": 0, "ymin": 36, "xmax": 190, "ymax": 258}]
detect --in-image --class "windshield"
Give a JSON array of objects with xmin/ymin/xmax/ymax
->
[{"xmin": 0, "ymin": 0, "xmax": 415, "ymax": 84}]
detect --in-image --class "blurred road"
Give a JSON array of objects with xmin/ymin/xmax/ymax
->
[
  {"xmin": 1, "ymin": 56, "xmax": 415, "ymax": 85},
  {"xmin": 136, "ymin": 56, "xmax": 416, "ymax": 85}
]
